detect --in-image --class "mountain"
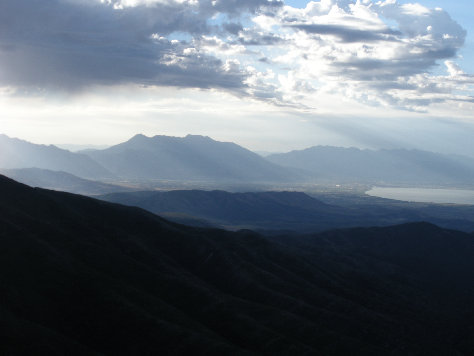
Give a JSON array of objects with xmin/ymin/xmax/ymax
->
[
  {"xmin": 82, "ymin": 134, "xmax": 300, "ymax": 183},
  {"xmin": 0, "ymin": 134, "xmax": 112, "ymax": 179},
  {"xmin": 0, "ymin": 168, "xmax": 133, "ymax": 195},
  {"xmin": 1, "ymin": 174, "xmax": 474, "ymax": 354},
  {"xmin": 267, "ymin": 146, "xmax": 474, "ymax": 185},
  {"xmin": 100, "ymin": 189, "xmax": 474, "ymax": 232}
]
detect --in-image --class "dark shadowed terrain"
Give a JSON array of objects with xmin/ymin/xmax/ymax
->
[
  {"xmin": 1, "ymin": 174, "xmax": 474, "ymax": 355},
  {"xmin": 100, "ymin": 189, "xmax": 474, "ymax": 232}
]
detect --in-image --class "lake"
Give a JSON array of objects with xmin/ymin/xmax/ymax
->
[{"xmin": 366, "ymin": 187, "xmax": 474, "ymax": 205}]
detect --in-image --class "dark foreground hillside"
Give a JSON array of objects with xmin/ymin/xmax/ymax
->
[{"xmin": 1, "ymin": 175, "xmax": 474, "ymax": 355}]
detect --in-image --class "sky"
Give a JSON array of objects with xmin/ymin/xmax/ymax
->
[{"xmin": 1, "ymin": 0, "xmax": 473, "ymax": 155}]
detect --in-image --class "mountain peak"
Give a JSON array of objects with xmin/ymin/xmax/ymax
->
[
  {"xmin": 129, "ymin": 133, "xmax": 148, "ymax": 141},
  {"xmin": 127, "ymin": 134, "xmax": 212, "ymax": 143},
  {"xmin": 185, "ymin": 134, "xmax": 213, "ymax": 141}
]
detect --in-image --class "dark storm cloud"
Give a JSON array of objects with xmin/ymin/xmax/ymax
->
[
  {"xmin": 291, "ymin": 24, "xmax": 401, "ymax": 43},
  {"xmin": 223, "ymin": 22, "xmax": 244, "ymax": 35},
  {"xmin": 0, "ymin": 0, "xmax": 276, "ymax": 91},
  {"xmin": 237, "ymin": 30, "xmax": 284, "ymax": 46},
  {"xmin": 329, "ymin": 57, "xmax": 436, "ymax": 81},
  {"xmin": 198, "ymin": 0, "xmax": 282, "ymax": 15}
]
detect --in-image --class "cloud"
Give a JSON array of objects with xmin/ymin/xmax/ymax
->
[
  {"xmin": 237, "ymin": 0, "xmax": 470, "ymax": 110},
  {"xmin": 0, "ymin": 0, "xmax": 472, "ymax": 112},
  {"xmin": 0, "ymin": 0, "xmax": 279, "ymax": 92},
  {"xmin": 223, "ymin": 22, "xmax": 244, "ymax": 35},
  {"xmin": 290, "ymin": 24, "xmax": 401, "ymax": 43},
  {"xmin": 237, "ymin": 29, "xmax": 285, "ymax": 46}
]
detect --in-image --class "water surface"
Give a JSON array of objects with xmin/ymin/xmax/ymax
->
[{"xmin": 367, "ymin": 187, "xmax": 474, "ymax": 205}]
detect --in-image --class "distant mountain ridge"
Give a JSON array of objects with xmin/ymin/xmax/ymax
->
[
  {"xmin": 3, "ymin": 133, "xmax": 474, "ymax": 186},
  {"xmin": 267, "ymin": 146, "xmax": 474, "ymax": 185},
  {"xmin": 83, "ymin": 134, "xmax": 299, "ymax": 183},
  {"xmin": 0, "ymin": 133, "xmax": 298, "ymax": 184},
  {"xmin": 0, "ymin": 134, "xmax": 112, "ymax": 179}
]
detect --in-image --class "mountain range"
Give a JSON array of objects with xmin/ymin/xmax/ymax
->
[
  {"xmin": 0, "ymin": 133, "xmax": 298, "ymax": 184},
  {"xmin": 267, "ymin": 146, "xmax": 474, "ymax": 185},
  {"xmin": 2, "ymin": 133, "xmax": 474, "ymax": 186},
  {"xmin": 1, "ymin": 174, "xmax": 474, "ymax": 354}
]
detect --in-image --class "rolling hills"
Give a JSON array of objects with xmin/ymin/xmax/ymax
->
[{"xmin": 100, "ymin": 189, "xmax": 474, "ymax": 232}]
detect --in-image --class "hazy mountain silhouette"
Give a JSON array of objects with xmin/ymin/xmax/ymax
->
[
  {"xmin": 83, "ymin": 134, "xmax": 300, "ymax": 182},
  {"xmin": 0, "ymin": 168, "xmax": 133, "ymax": 195},
  {"xmin": 5, "ymin": 133, "xmax": 474, "ymax": 186},
  {"xmin": 267, "ymin": 146, "xmax": 474, "ymax": 184},
  {"xmin": 1, "ymin": 174, "xmax": 474, "ymax": 354},
  {"xmin": 0, "ymin": 134, "xmax": 112, "ymax": 179},
  {"xmin": 100, "ymin": 189, "xmax": 474, "ymax": 232}
]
